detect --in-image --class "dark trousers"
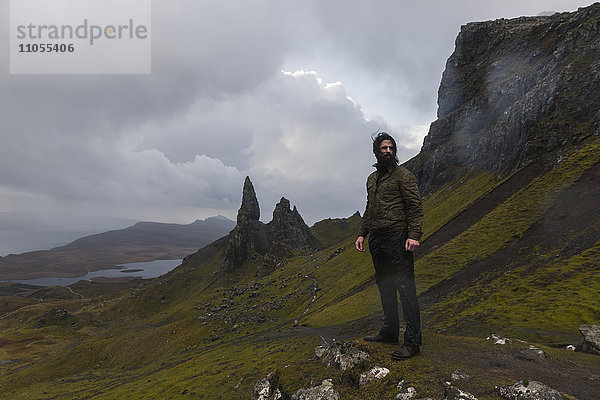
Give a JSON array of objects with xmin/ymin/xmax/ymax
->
[{"xmin": 369, "ymin": 231, "xmax": 422, "ymax": 346}]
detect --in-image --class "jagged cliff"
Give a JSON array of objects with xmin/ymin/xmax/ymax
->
[
  {"xmin": 407, "ymin": 3, "xmax": 600, "ymax": 194},
  {"xmin": 220, "ymin": 177, "xmax": 314, "ymax": 274}
]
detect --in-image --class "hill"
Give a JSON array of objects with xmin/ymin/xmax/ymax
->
[
  {"xmin": 0, "ymin": 216, "xmax": 235, "ymax": 280},
  {"xmin": 1, "ymin": 4, "xmax": 600, "ymax": 400}
]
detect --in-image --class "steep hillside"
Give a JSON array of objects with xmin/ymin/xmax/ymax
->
[
  {"xmin": 1, "ymin": 4, "xmax": 600, "ymax": 400},
  {"xmin": 0, "ymin": 216, "xmax": 235, "ymax": 280}
]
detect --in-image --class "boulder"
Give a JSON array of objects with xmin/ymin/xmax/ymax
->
[
  {"xmin": 519, "ymin": 345, "xmax": 546, "ymax": 362},
  {"xmin": 359, "ymin": 365, "xmax": 390, "ymax": 387},
  {"xmin": 443, "ymin": 381, "xmax": 478, "ymax": 400},
  {"xmin": 395, "ymin": 380, "xmax": 417, "ymax": 400},
  {"xmin": 251, "ymin": 372, "xmax": 283, "ymax": 400},
  {"xmin": 291, "ymin": 379, "xmax": 339, "ymax": 400},
  {"xmin": 579, "ymin": 324, "xmax": 600, "ymax": 355},
  {"xmin": 450, "ymin": 370, "xmax": 471, "ymax": 382},
  {"xmin": 487, "ymin": 333, "xmax": 511, "ymax": 345},
  {"xmin": 315, "ymin": 342, "xmax": 369, "ymax": 371},
  {"xmin": 496, "ymin": 380, "xmax": 566, "ymax": 400}
]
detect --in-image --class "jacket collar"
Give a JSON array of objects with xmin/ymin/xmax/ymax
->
[{"xmin": 373, "ymin": 163, "xmax": 397, "ymax": 182}]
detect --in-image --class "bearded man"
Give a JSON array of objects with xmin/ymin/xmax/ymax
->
[{"xmin": 355, "ymin": 132, "xmax": 424, "ymax": 360}]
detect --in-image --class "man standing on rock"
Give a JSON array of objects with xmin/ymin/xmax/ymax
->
[{"xmin": 355, "ymin": 132, "xmax": 424, "ymax": 360}]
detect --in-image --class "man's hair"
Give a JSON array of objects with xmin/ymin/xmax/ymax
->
[{"xmin": 372, "ymin": 132, "xmax": 399, "ymax": 164}]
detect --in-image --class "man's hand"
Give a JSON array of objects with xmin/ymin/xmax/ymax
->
[
  {"xmin": 355, "ymin": 236, "xmax": 365, "ymax": 252},
  {"xmin": 405, "ymin": 238, "xmax": 420, "ymax": 252}
]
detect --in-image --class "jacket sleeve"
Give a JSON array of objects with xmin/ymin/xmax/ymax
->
[
  {"xmin": 358, "ymin": 179, "xmax": 370, "ymax": 237},
  {"xmin": 399, "ymin": 170, "xmax": 423, "ymax": 241}
]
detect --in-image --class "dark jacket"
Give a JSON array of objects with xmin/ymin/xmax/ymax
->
[{"xmin": 359, "ymin": 164, "xmax": 423, "ymax": 241}]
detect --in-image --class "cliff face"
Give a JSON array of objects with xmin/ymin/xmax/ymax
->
[
  {"xmin": 407, "ymin": 4, "xmax": 600, "ymax": 194},
  {"xmin": 220, "ymin": 178, "xmax": 314, "ymax": 274}
]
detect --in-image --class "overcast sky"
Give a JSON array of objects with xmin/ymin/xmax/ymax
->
[{"xmin": 0, "ymin": 0, "xmax": 591, "ymax": 234}]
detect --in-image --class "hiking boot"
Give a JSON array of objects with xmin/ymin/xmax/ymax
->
[
  {"xmin": 364, "ymin": 333, "xmax": 399, "ymax": 344},
  {"xmin": 391, "ymin": 344, "xmax": 420, "ymax": 360}
]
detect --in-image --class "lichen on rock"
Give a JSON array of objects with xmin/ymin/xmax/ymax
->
[
  {"xmin": 314, "ymin": 341, "xmax": 369, "ymax": 371},
  {"xmin": 290, "ymin": 379, "xmax": 339, "ymax": 400},
  {"xmin": 496, "ymin": 380, "xmax": 566, "ymax": 400}
]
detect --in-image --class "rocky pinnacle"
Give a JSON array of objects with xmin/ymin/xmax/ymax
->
[{"xmin": 237, "ymin": 176, "xmax": 260, "ymax": 223}]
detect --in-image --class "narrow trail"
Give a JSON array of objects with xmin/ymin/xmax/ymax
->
[{"xmin": 66, "ymin": 286, "xmax": 85, "ymax": 299}]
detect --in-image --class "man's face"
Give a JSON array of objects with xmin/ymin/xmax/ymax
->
[{"xmin": 379, "ymin": 140, "xmax": 395, "ymax": 159}]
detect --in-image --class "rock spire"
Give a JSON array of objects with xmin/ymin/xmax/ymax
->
[{"xmin": 220, "ymin": 178, "xmax": 314, "ymax": 274}]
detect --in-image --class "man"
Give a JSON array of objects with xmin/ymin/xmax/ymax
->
[{"xmin": 355, "ymin": 132, "xmax": 423, "ymax": 360}]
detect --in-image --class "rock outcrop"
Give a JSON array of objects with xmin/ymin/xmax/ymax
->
[
  {"xmin": 579, "ymin": 324, "xmax": 600, "ymax": 355},
  {"xmin": 220, "ymin": 177, "xmax": 269, "ymax": 273},
  {"xmin": 268, "ymin": 198, "xmax": 314, "ymax": 249},
  {"xmin": 256, "ymin": 197, "xmax": 315, "ymax": 277},
  {"xmin": 406, "ymin": 4, "xmax": 600, "ymax": 194},
  {"xmin": 220, "ymin": 178, "xmax": 314, "ymax": 274}
]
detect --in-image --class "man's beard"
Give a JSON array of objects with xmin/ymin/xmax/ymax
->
[{"xmin": 375, "ymin": 152, "xmax": 397, "ymax": 170}]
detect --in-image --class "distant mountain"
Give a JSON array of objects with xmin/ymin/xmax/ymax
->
[{"xmin": 0, "ymin": 216, "xmax": 235, "ymax": 280}]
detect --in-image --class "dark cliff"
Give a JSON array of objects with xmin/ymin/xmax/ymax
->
[{"xmin": 406, "ymin": 3, "xmax": 600, "ymax": 194}]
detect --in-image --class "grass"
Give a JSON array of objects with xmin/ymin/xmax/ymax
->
[
  {"xmin": 421, "ymin": 169, "xmax": 498, "ymax": 240},
  {"xmin": 427, "ymin": 238, "xmax": 600, "ymax": 342},
  {"xmin": 416, "ymin": 138, "xmax": 600, "ymax": 292}
]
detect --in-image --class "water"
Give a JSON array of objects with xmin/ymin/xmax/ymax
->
[{"xmin": 3, "ymin": 259, "xmax": 182, "ymax": 287}]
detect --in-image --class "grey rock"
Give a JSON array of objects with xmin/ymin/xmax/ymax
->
[
  {"xmin": 443, "ymin": 381, "xmax": 478, "ymax": 400},
  {"xmin": 359, "ymin": 365, "xmax": 390, "ymax": 387},
  {"xmin": 291, "ymin": 379, "xmax": 339, "ymax": 400},
  {"xmin": 315, "ymin": 341, "xmax": 369, "ymax": 371},
  {"xmin": 251, "ymin": 372, "xmax": 283, "ymax": 400},
  {"xmin": 519, "ymin": 345, "xmax": 546, "ymax": 362},
  {"xmin": 487, "ymin": 333, "xmax": 511, "ymax": 345},
  {"xmin": 451, "ymin": 370, "xmax": 471, "ymax": 381},
  {"xmin": 579, "ymin": 324, "xmax": 600, "ymax": 355},
  {"xmin": 496, "ymin": 380, "xmax": 566, "ymax": 400},
  {"xmin": 395, "ymin": 384, "xmax": 417, "ymax": 400},
  {"xmin": 314, "ymin": 346, "xmax": 328, "ymax": 358}
]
